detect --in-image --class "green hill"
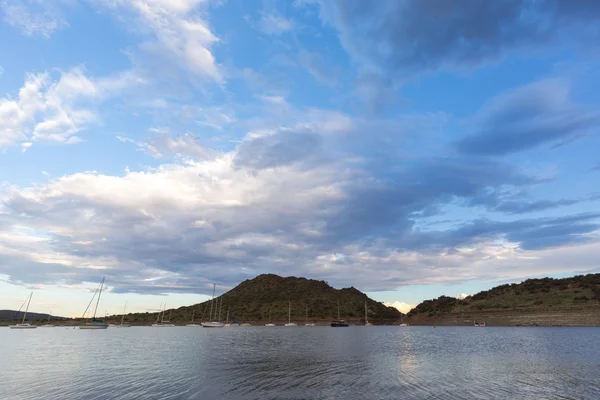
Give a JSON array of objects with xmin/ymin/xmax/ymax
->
[
  {"xmin": 113, "ymin": 274, "xmax": 402, "ymax": 325},
  {"xmin": 407, "ymin": 273, "xmax": 600, "ymax": 326}
]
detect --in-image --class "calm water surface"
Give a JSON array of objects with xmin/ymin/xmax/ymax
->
[{"xmin": 1, "ymin": 326, "xmax": 599, "ymax": 399}]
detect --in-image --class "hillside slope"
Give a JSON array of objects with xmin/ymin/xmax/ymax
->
[
  {"xmin": 0, "ymin": 310, "xmax": 68, "ymax": 322},
  {"xmin": 407, "ymin": 273, "xmax": 600, "ymax": 326},
  {"xmin": 116, "ymin": 274, "xmax": 402, "ymax": 324}
]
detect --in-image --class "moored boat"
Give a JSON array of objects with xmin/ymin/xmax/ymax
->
[
  {"xmin": 78, "ymin": 278, "xmax": 108, "ymax": 329},
  {"xmin": 284, "ymin": 302, "xmax": 297, "ymax": 326},
  {"xmin": 201, "ymin": 284, "xmax": 224, "ymax": 328},
  {"xmin": 331, "ymin": 300, "xmax": 349, "ymax": 327},
  {"xmin": 9, "ymin": 292, "xmax": 37, "ymax": 329}
]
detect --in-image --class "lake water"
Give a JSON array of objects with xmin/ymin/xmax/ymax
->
[{"xmin": 1, "ymin": 326, "xmax": 599, "ymax": 399}]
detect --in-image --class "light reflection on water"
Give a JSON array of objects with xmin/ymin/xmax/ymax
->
[{"xmin": 1, "ymin": 326, "xmax": 599, "ymax": 399}]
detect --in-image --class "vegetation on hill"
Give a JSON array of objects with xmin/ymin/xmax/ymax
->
[
  {"xmin": 0, "ymin": 310, "xmax": 68, "ymax": 322},
  {"xmin": 407, "ymin": 273, "xmax": 600, "ymax": 319},
  {"xmin": 115, "ymin": 274, "xmax": 401, "ymax": 324}
]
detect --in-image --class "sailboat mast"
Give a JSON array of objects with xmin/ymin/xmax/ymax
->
[
  {"xmin": 365, "ymin": 301, "xmax": 368, "ymax": 324},
  {"xmin": 288, "ymin": 302, "xmax": 291, "ymax": 324},
  {"xmin": 191, "ymin": 309, "xmax": 195, "ymax": 324},
  {"xmin": 218, "ymin": 296, "xmax": 223, "ymax": 322},
  {"xmin": 161, "ymin": 303, "xmax": 166, "ymax": 323},
  {"xmin": 121, "ymin": 301, "xmax": 127, "ymax": 325},
  {"xmin": 305, "ymin": 305, "xmax": 308, "ymax": 324},
  {"xmin": 92, "ymin": 277, "xmax": 105, "ymax": 320},
  {"xmin": 156, "ymin": 302, "xmax": 163, "ymax": 323},
  {"xmin": 226, "ymin": 310, "xmax": 229, "ymax": 324},
  {"xmin": 209, "ymin": 284, "xmax": 216, "ymax": 321},
  {"xmin": 23, "ymin": 292, "xmax": 32, "ymax": 323},
  {"xmin": 337, "ymin": 300, "xmax": 340, "ymax": 320}
]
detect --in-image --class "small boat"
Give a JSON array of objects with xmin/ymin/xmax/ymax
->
[
  {"xmin": 151, "ymin": 303, "xmax": 175, "ymax": 327},
  {"xmin": 114, "ymin": 302, "xmax": 132, "ymax": 328},
  {"xmin": 330, "ymin": 320, "xmax": 349, "ymax": 327},
  {"xmin": 364, "ymin": 301, "xmax": 372, "ymax": 326},
  {"xmin": 399, "ymin": 314, "xmax": 409, "ymax": 327},
  {"xmin": 201, "ymin": 284, "xmax": 224, "ymax": 328},
  {"xmin": 284, "ymin": 302, "xmax": 297, "ymax": 327},
  {"xmin": 265, "ymin": 309, "xmax": 276, "ymax": 326},
  {"xmin": 241, "ymin": 322, "xmax": 252, "ymax": 327},
  {"xmin": 304, "ymin": 305, "xmax": 315, "ymax": 327},
  {"xmin": 9, "ymin": 293, "xmax": 37, "ymax": 329},
  {"xmin": 223, "ymin": 310, "xmax": 239, "ymax": 327},
  {"xmin": 186, "ymin": 309, "xmax": 201, "ymax": 327},
  {"xmin": 79, "ymin": 278, "xmax": 108, "ymax": 329},
  {"xmin": 474, "ymin": 320, "xmax": 486, "ymax": 327},
  {"xmin": 40, "ymin": 311, "xmax": 55, "ymax": 328},
  {"xmin": 331, "ymin": 300, "xmax": 349, "ymax": 327}
]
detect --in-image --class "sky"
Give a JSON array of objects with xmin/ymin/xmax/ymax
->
[{"xmin": 1, "ymin": 0, "xmax": 600, "ymax": 318}]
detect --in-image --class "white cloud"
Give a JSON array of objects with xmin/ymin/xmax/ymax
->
[
  {"xmin": 0, "ymin": 66, "xmax": 144, "ymax": 150},
  {"xmin": 456, "ymin": 293, "xmax": 470, "ymax": 300},
  {"xmin": 1, "ymin": 0, "xmax": 70, "ymax": 38},
  {"xmin": 100, "ymin": 0, "xmax": 222, "ymax": 83},
  {"xmin": 384, "ymin": 301, "xmax": 415, "ymax": 314},
  {"xmin": 259, "ymin": 12, "xmax": 293, "ymax": 35}
]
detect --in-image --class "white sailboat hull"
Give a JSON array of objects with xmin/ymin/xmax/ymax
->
[
  {"xmin": 9, "ymin": 324, "xmax": 37, "ymax": 329},
  {"xmin": 40, "ymin": 324, "xmax": 55, "ymax": 328},
  {"xmin": 201, "ymin": 321, "xmax": 224, "ymax": 328},
  {"xmin": 304, "ymin": 323, "xmax": 316, "ymax": 327},
  {"xmin": 284, "ymin": 323, "xmax": 298, "ymax": 327},
  {"xmin": 265, "ymin": 323, "xmax": 276, "ymax": 327}
]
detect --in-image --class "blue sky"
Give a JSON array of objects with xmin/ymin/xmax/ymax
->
[{"xmin": 1, "ymin": 0, "xmax": 600, "ymax": 317}]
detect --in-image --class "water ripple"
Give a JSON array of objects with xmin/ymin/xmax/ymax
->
[{"xmin": 1, "ymin": 326, "xmax": 600, "ymax": 399}]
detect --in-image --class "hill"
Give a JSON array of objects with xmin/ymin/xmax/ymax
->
[
  {"xmin": 114, "ymin": 274, "xmax": 402, "ymax": 325},
  {"xmin": 0, "ymin": 310, "xmax": 68, "ymax": 322},
  {"xmin": 407, "ymin": 273, "xmax": 600, "ymax": 326}
]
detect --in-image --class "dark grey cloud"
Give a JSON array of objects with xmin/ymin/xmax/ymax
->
[
  {"xmin": 468, "ymin": 190, "xmax": 600, "ymax": 214},
  {"xmin": 318, "ymin": 0, "xmax": 600, "ymax": 76},
  {"xmin": 234, "ymin": 128, "xmax": 324, "ymax": 170},
  {"xmin": 454, "ymin": 80, "xmax": 600, "ymax": 155},
  {"xmin": 424, "ymin": 212, "xmax": 600, "ymax": 251}
]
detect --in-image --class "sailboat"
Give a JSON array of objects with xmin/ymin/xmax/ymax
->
[
  {"xmin": 330, "ymin": 300, "xmax": 349, "ymax": 327},
  {"xmin": 9, "ymin": 292, "xmax": 37, "ymax": 329},
  {"xmin": 186, "ymin": 309, "xmax": 201, "ymax": 327},
  {"xmin": 40, "ymin": 311, "xmax": 55, "ymax": 328},
  {"xmin": 399, "ymin": 314, "xmax": 409, "ymax": 327},
  {"xmin": 201, "ymin": 284, "xmax": 224, "ymax": 328},
  {"xmin": 265, "ymin": 309, "xmax": 276, "ymax": 326},
  {"xmin": 304, "ymin": 304, "xmax": 315, "ymax": 327},
  {"xmin": 240, "ymin": 312, "xmax": 252, "ymax": 327},
  {"xmin": 224, "ymin": 310, "xmax": 239, "ymax": 327},
  {"xmin": 364, "ymin": 301, "xmax": 372, "ymax": 326},
  {"xmin": 114, "ymin": 302, "xmax": 131, "ymax": 328},
  {"xmin": 151, "ymin": 302, "xmax": 164, "ymax": 326},
  {"xmin": 79, "ymin": 278, "xmax": 109, "ymax": 329},
  {"xmin": 284, "ymin": 302, "xmax": 297, "ymax": 326},
  {"xmin": 152, "ymin": 303, "xmax": 175, "ymax": 327}
]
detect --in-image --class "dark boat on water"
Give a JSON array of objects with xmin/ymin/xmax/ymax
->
[
  {"xmin": 331, "ymin": 300, "xmax": 349, "ymax": 327},
  {"xmin": 330, "ymin": 319, "xmax": 349, "ymax": 327}
]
